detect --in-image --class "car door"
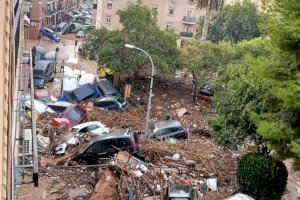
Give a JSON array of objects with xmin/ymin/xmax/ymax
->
[
  {"xmin": 82, "ymin": 141, "xmax": 106, "ymax": 163},
  {"xmin": 106, "ymin": 101, "xmax": 119, "ymax": 110},
  {"xmin": 162, "ymin": 127, "xmax": 181, "ymax": 139},
  {"xmin": 115, "ymin": 138, "xmax": 133, "ymax": 153}
]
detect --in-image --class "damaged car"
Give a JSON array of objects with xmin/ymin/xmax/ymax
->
[
  {"xmin": 72, "ymin": 121, "xmax": 109, "ymax": 135},
  {"xmin": 93, "ymin": 96, "xmax": 128, "ymax": 111},
  {"xmin": 58, "ymin": 83, "xmax": 100, "ymax": 103},
  {"xmin": 71, "ymin": 129, "xmax": 141, "ymax": 164},
  {"xmin": 52, "ymin": 104, "xmax": 88, "ymax": 128},
  {"xmin": 147, "ymin": 120, "xmax": 189, "ymax": 140}
]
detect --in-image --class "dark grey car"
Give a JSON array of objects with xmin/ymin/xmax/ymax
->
[
  {"xmin": 72, "ymin": 129, "xmax": 141, "ymax": 164},
  {"xmin": 44, "ymin": 51, "xmax": 57, "ymax": 73},
  {"xmin": 30, "ymin": 60, "xmax": 55, "ymax": 88},
  {"xmin": 32, "ymin": 45, "xmax": 45, "ymax": 65},
  {"xmin": 95, "ymin": 78, "xmax": 121, "ymax": 99},
  {"xmin": 147, "ymin": 120, "xmax": 189, "ymax": 140}
]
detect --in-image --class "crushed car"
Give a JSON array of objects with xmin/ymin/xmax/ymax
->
[
  {"xmin": 93, "ymin": 96, "xmax": 128, "ymax": 111},
  {"xmin": 146, "ymin": 120, "xmax": 189, "ymax": 140},
  {"xmin": 71, "ymin": 129, "xmax": 141, "ymax": 164},
  {"xmin": 51, "ymin": 104, "xmax": 88, "ymax": 128},
  {"xmin": 34, "ymin": 89, "xmax": 54, "ymax": 104},
  {"xmin": 58, "ymin": 83, "xmax": 100, "ymax": 103}
]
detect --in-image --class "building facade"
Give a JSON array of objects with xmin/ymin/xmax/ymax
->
[
  {"xmin": 25, "ymin": 0, "xmax": 77, "ymax": 39},
  {"xmin": 0, "ymin": 0, "xmax": 21, "ymax": 198},
  {"xmin": 95, "ymin": 0, "xmax": 263, "ymax": 39},
  {"xmin": 95, "ymin": 0, "xmax": 205, "ymax": 39}
]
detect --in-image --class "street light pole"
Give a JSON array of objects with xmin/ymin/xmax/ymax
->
[{"xmin": 124, "ymin": 44, "xmax": 154, "ymax": 135}]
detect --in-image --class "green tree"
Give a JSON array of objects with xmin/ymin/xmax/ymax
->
[
  {"xmin": 212, "ymin": 38, "xmax": 271, "ymax": 149},
  {"xmin": 82, "ymin": 2, "xmax": 180, "ymax": 77},
  {"xmin": 196, "ymin": 0, "xmax": 224, "ymax": 41},
  {"xmin": 180, "ymin": 41, "xmax": 219, "ymax": 101},
  {"xmin": 237, "ymin": 153, "xmax": 288, "ymax": 200},
  {"xmin": 211, "ymin": 0, "xmax": 300, "ymax": 169},
  {"xmin": 208, "ymin": 1, "xmax": 262, "ymax": 43},
  {"xmin": 250, "ymin": 0, "xmax": 300, "ymax": 169}
]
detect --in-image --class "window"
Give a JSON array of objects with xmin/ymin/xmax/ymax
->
[
  {"xmin": 166, "ymin": 23, "xmax": 173, "ymax": 30},
  {"xmin": 107, "ymin": 0, "xmax": 112, "ymax": 9},
  {"xmin": 87, "ymin": 124, "xmax": 100, "ymax": 132},
  {"xmin": 188, "ymin": 0, "xmax": 194, "ymax": 3},
  {"xmin": 106, "ymin": 16, "xmax": 112, "ymax": 23},
  {"xmin": 116, "ymin": 138, "xmax": 131, "ymax": 149},
  {"xmin": 187, "ymin": 10, "xmax": 192, "ymax": 18},
  {"xmin": 169, "ymin": 7, "xmax": 175, "ymax": 16}
]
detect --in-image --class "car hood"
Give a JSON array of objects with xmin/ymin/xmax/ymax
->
[{"xmin": 33, "ymin": 78, "xmax": 44, "ymax": 86}]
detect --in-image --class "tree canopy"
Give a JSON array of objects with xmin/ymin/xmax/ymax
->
[
  {"xmin": 82, "ymin": 2, "xmax": 180, "ymax": 77},
  {"xmin": 207, "ymin": 0, "xmax": 263, "ymax": 43},
  {"xmin": 211, "ymin": 0, "xmax": 300, "ymax": 169}
]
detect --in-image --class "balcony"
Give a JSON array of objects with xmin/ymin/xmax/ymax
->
[
  {"xmin": 180, "ymin": 32, "xmax": 193, "ymax": 38},
  {"xmin": 182, "ymin": 16, "xmax": 196, "ymax": 24}
]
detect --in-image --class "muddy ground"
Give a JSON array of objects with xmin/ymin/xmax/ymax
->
[{"xmin": 17, "ymin": 35, "xmax": 300, "ymax": 200}]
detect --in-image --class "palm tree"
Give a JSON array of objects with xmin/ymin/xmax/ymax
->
[{"xmin": 197, "ymin": 0, "xmax": 224, "ymax": 41}]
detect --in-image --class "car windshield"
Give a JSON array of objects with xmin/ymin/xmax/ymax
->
[
  {"xmin": 73, "ymin": 85, "xmax": 95, "ymax": 101},
  {"xmin": 33, "ymin": 69, "xmax": 45, "ymax": 77},
  {"xmin": 65, "ymin": 92, "xmax": 77, "ymax": 103},
  {"xmin": 66, "ymin": 106, "xmax": 84, "ymax": 122}
]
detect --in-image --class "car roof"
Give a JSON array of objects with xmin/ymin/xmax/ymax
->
[
  {"xmin": 45, "ymin": 51, "xmax": 56, "ymax": 57},
  {"xmin": 34, "ymin": 60, "xmax": 52, "ymax": 70},
  {"xmin": 72, "ymin": 121, "xmax": 106, "ymax": 129},
  {"xmin": 58, "ymin": 22, "xmax": 67, "ymax": 28},
  {"xmin": 78, "ymin": 129, "xmax": 132, "ymax": 153},
  {"xmin": 92, "ymin": 129, "xmax": 132, "ymax": 142},
  {"xmin": 47, "ymin": 101, "xmax": 72, "ymax": 107},
  {"xmin": 72, "ymin": 83, "xmax": 95, "ymax": 99},
  {"xmin": 43, "ymin": 27, "xmax": 54, "ymax": 33},
  {"xmin": 96, "ymin": 96, "xmax": 116, "ymax": 102},
  {"xmin": 33, "ymin": 45, "xmax": 44, "ymax": 52},
  {"xmin": 97, "ymin": 78, "xmax": 117, "ymax": 94},
  {"xmin": 154, "ymin": 120, "xmax": 182, "ymax": 130}
]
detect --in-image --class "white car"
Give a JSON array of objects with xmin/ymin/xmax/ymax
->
[
  {"xmin": 77, "ymin": 73, "xmax": 98, "ymax": 86},
  {"xmin": 47, "ymin": 101, "xmax": 72, "ymax": 113},
  {"xmin": 24, "ymin": 99, "xmax": 55, "ymax": 115},
  {"xmin": 71, "ymin": 121, "xmax": 109, "ymax": 135}
]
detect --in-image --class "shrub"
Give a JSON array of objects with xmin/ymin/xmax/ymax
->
[{"xmin": 237, "ymin": 153, "xmax": 288, "ymax": 200}]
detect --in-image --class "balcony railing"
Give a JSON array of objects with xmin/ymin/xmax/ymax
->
[
  {"xmin": 182, "ymin": 16, "xmax": 196, "ymax": 24},
  {"xmin": 180, "ymin": 32, "xmax": 193, "ymax": 38}
]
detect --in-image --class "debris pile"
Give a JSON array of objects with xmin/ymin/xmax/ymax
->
[{"xmin": 88, "ymin": 106, "xmax": 146, "ymax": 130}]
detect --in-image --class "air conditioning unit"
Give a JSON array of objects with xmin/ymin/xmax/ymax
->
[{"xmin": 23, "ymin": 129, "xmax": 32, "ymax": 154}]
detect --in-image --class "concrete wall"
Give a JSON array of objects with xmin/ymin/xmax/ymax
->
[{"xmin": 0, "ymin": 0, "xmax": 10, "ymax": 198}]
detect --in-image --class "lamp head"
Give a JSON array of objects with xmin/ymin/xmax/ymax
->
[{"xmin": 124, "ymin": 44, "xmax": 135, "ymax": 49}]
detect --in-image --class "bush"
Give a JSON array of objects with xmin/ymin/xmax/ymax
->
[{"xmin": 237, "ymin": 153, "xmax": 288, "ymax": 200}]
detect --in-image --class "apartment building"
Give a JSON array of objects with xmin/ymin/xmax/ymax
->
[
  {"xmin": 0, "ymin": 0, "xmax": 21, "ymax": 199},
  {"xmin": 26, "ymin": 0, "xmax": 77, "ymax": 39},
  {"xmin": 95, "ymin": 0, "xmax": 205, "ymax": 39}
]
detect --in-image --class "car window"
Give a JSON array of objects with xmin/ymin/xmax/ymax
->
[
  {"xmin": 73, "ymin": 85, "xmax": 95, "ymax": 101},
  {"xmin": 66, "ymin": 106, "xmax": 84, "ymax": 122},
  {"xmin": 87, "ymin": 124, "xmax": 100, "ymax": 132},
  {"xmin": 78, "ymin": 127, "xmax": 88, "ymax": 133},
  {"xmin": 116, "ymin": 138, "xmax": 131, "ymax": 149},
  {"xmin": 155, "ymin": 129, "xmax": 167, "ymax": 137},
  {"xmin": 86, "ymin": 141, "xmax": 103, "ymax": 153}
]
